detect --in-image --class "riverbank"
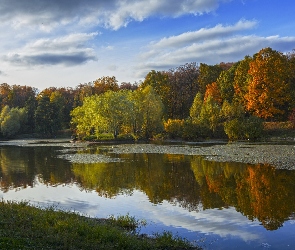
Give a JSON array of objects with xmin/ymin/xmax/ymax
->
[{"xmin": 0, "ymin": 201, "xmax": 199, "ymax": 250}]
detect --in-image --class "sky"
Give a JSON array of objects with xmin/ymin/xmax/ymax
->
[{"xmin": 0, "ymin": 0, "xmax": 294, "ymax": 91}]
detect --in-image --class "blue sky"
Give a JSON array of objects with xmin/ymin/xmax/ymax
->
[{"xmin": 0, "ymin": 0, "xmax": 294, "ymax": 90}]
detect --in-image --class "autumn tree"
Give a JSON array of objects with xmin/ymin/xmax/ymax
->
[
  {"xmin": 119, "ymin": 82, "xmax": 138, "ymax": 91},
  {"xmin": 93, "ymin": 76, "xmax": 119, "ymax": 95},
  {"xmin": 73, "ymin": 83, "xmax": 94, "ymax": 107},
  {"xmin": 245, "ymin": 48, "xmax": 292, "ymax": 120},
  {"xmin": 142, "ymin": 63, "xmax": 199, "ymax": 120},
  {"xmin": 198, "ymin": 63, "xmax": 223, "ymax": 96},
  {"xmin": 287, "ymin": 50, "xmax": 295, "ymax": 113},
  {"xmin": 0, "ymin": 83, "xmax": 12, "ymax": 109},
  {"xmin": 169, "ymin": 62, "xmax": 199, "ymax": 119},
  {"xmin": 10, "ymin": 85, "xmax": 37, "ymax": 108},
  {"xmin": 0, "ymin": 83, "xmax": 36, "ymax": 109},
  {"xmin": 204, "ymin": 82, "xmax": 222, "ymax": 104}
]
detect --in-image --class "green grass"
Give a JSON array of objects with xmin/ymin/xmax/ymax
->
[{"xmin": 0, "ymin": 201, "xmax": 201, "ymax": 250}]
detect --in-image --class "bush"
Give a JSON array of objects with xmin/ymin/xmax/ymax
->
[
  {"xmin": 182, "ymin": 120, "xmax": 211, "ymax": 140},
  {"xmin": 164, "ymin": 119, "xmax": 184, "ymax": 139},
  {"xmin": 224, "ymin": 118, "xmax": 244, "ymax": 140},
  {"xmin": 224, "ymin": 116, "xmax": 263, "ymax": 140},
  {"xmin": 117, "ymin": 133, "xmax": 136, "ymax": 141},
  {"xmin": 243, "ymin": 116, "xmax": 264, "ymax": 139}
]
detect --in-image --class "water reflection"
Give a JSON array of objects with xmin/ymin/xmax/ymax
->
[
  {"xmin": 0, "ymin": 146, "xmax": 74, "ymax": 191},
  {"xmin": 191, "ymin": 157, "xmax": 295, "ymax": 230},
  {"xmin": 72, "ymin": 152, "xmax": 201, "ymax": 211},
  {"xmin": 1, "ymin": 144, "xmax": 295, "ymax": 241}
]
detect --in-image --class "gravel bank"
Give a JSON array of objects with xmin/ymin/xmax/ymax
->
[
  {"xmin": 109, "ymin": 142, "xmax": 295, "ymax": 170},
  {"xmin": 0, "ymin": 139, "xmax": 294, "ymax": 170}
]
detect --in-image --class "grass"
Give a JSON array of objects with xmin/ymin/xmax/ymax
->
[{"xmin": 0, "ymin": 201, "xmax": 201, "ymax": 250}]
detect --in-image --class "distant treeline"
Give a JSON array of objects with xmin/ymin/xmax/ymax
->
[{"xmin": 0, "ymin": 47, "xmax": 295, "ymax": 140}]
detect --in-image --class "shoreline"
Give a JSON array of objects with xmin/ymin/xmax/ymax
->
[{"xmin": 1, "ymin": 138, "xmax": 295, "ymax": 170}]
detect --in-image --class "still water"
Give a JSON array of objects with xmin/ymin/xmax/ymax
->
[{"xmin": 0, "ymin": 143, "xmax": 295, "ymax": 249}]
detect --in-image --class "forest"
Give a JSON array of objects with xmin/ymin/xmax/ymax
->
[{"xmin": 0, "ymin": 47, "xmax": 295, "ymax": 141}]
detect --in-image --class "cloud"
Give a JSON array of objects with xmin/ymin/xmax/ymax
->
[
  {"xmin": 137, "ymin": 20, "xmax": 295, "ymax": 76},
  {"xmin": 149, "ymin": 19, "xmax": 257, "ymax": 49},
  {"xmin": 0, "ymin": 0, "xmax": 227, "ymax": 30},
  {"xmin": 3, "ymin": 33, "xmax": 98, "ymax": 66},
  {"xmin": 5, "ymin": 51, "xmax": 96, "ymax": 67}
]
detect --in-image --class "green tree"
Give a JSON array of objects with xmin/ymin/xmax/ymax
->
[
  {"xmin": 98, "ymin": 90, "xmax": 133, "ymax": 138},
  {"xmin": 50, "ymin": 91, "xmax": 65, "ymax": 130},
  {"xmin": 34, "ymin": 95, "xmax": 56, "ymax": 136},
  {"xmin": 189, "ymin": 92, "xmax": 203, "ymax": 123},
  {"xmin": 0, "ymin": 107, "xmax": 27, "ymax": 137},
  {"xmin": 141, "ymin": 70, "xmax": 170, "ymax": 118},
  {"xmin": 0, "ymin": 105, "xmax": 10, "ymax": 123},
  {"xmin": 199, "ymin": 95, "xmax": 221, "ymax": 133},
  {"xmin": 221, "ymin": 100, "xmax": 245, "ymax": 121},
  {"xmin": 139, "ymin": 86, "xmax": 164, "ymax": 138},
  {"xmin": 216, "ymin": 64, "xmax": 237, "ymax": 103},
  {"xmin": 71, "ymin": 91, "xmax": 133, "ymax": 138},
  {"xmin": 24, "ymin": 97, "xmax": 37, "ymax": 133},
  {"xmin": 233, "ymin": 56, "xmax": 252, "ymax": 107},
  {"xmin": 71, "ymin": 96, "xmax": 107, "ymax": 138}
]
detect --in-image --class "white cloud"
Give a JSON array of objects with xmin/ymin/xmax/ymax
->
[
  {"xmin": 0, "ymin": 0, "xmax": 227, "ymax": 31},
  {"xmin": 137, "ymin": 20, "xmax": 295, "ymax": 76},
  {"xmin": 149, "ymin": 19, "xmax": 257, "ymax": 49}
]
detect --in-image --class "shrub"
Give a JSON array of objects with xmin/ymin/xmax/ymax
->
[
  {"xmin": 243, "ymin": 116, "xmax": 263, "ymax": 139},
  {"xmin": 224, "ymin": 118, "xmax": 244, "ymax": 140},
  {"xmin": 182, "ymin": 120, "xmax": 211, "ymax": 140},
  {"xmin": 224, "ymin": 116, "xmax": 263, "ymax": 140},
  {"xmin": 164, "ymin": 119, "xmax": 184, "ymax": 139},
  {"xmin": 117, "ymin": 133, "xmax": 136, "ymax": 141}
]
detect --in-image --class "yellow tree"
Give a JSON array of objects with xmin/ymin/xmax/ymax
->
[
  {"xmin": 233, "ymin": 56, "xmax": 252, "ymax": 108},
  {"xmin": 245, "ymin": 48, "xmax": 292, "ymax": 120}
]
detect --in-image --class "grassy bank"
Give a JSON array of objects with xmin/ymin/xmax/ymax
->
[{"xmin": 0, "ymin": 201, "xmax": 200, "ymax": 250}]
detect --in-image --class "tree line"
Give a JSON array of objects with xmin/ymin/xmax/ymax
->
[{"xmin": 0, "ymin": 47, "xmax": 295, "ymax": 140}]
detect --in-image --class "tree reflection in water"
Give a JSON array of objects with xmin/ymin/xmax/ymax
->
[{"xmin": 1, "ymin": 145, "xmax": 295, "ymax": 231}]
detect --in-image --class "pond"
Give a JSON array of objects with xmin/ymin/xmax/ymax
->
[{"xmin": 0, "ymin": 141, "xmax": 295, "ymax": 249}]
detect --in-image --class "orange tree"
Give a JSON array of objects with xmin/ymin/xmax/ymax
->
[{"xmin": 245, "ymin": 47, "xmax": 292, "ymax": 120}]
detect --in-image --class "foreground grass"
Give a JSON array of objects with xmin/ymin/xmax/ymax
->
[{"xmin": 0, "ymin": 201, "xmax": 201, "ymax": 250}]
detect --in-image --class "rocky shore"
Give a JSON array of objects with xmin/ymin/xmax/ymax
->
[
  {"xmin": 108, "ymin": 142, "xmax": 295, "ymax": 170},
  {"xmin": 1, "ymin": 139, "xmax": 295, "ymax": 170}
]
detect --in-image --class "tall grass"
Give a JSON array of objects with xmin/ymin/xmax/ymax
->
[{"xmin": 0, "ymin": 201, "xmax": 201, "ymax": 249}]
